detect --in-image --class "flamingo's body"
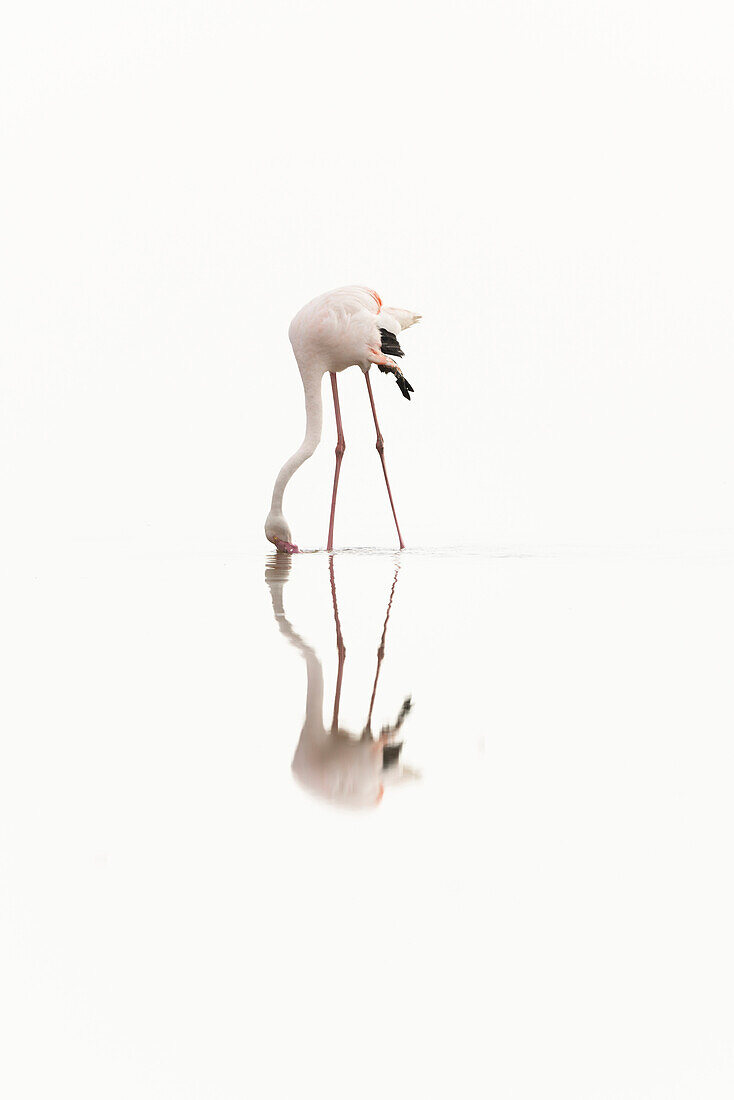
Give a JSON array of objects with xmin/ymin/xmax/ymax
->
[{"xmin": 265, "ymin": 285, "xmax": 421, "ymax": 552}]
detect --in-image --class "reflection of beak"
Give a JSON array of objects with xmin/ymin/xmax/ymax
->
[
  {"xmin": 376, "ymin": 785, "xmax": 384, "ymax": 804},
  {"xmin": 273, "ymin": 538, "xmax": 300, "ymax": 554}
]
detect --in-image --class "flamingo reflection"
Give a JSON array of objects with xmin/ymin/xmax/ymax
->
[{"xmin": 265, "ymin": 556, "xmax": 416, "ymax": 809}]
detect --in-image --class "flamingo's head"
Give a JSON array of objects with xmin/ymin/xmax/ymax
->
[{"xmin": 265, "ymin": 511, "xmax": 299, "ymax": 554}]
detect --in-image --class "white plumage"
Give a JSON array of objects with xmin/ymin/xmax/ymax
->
[
  {"xmin": 265, "ymin": 285, "xmax": 421, "ymax": 553},
  {"xmin": 288, "ymin": 284, "xmax": 420, "ymax": 373}
]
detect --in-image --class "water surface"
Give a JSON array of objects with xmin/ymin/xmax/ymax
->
[{"xmin": 2, "ymin": 543, "xmax": 733, "ymax": 1097}]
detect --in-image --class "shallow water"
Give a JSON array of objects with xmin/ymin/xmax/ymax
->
[{"xmin": 2, "ymin": 543, "xmax": 733, "ymax": 1096}]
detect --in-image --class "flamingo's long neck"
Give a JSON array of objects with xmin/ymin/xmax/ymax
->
[
  {"xmin": 270, "ymin": 368, "xmax": 323, "ymax": 516},
  {"xmin": 265, "ymin": 562, "xmax": 331, "ymax": 803},
  {"xmin": 266, "ymin": 571, "xmax": 325, "ymax": 731}
]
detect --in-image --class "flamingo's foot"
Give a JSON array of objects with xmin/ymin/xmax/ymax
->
[{"xmin": 273, "ymin": 538, "xmax": 300, "ymax": 554}]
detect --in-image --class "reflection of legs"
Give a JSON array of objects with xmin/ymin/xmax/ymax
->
[
  {"xmin": 365, "ymin": 566, "xmax": 400, "ymax": 733},
  {"xmin": 329, "ymin": 557, "xmax": 345, "ymax": 733},
  {"xmin": 327, "ymin": 372, "xmax": 345, "ymax": 552},
  {"xmin": 364, "ymin": 372, "xmax": 405, "ymax": 550}
]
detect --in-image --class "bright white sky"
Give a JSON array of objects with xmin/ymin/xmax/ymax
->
[{"xmin": 2, "ymin": 1, "xmax": 733, "ymax": 554}]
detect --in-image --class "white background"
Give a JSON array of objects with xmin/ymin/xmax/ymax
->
[
  {"xmin": 2, "ymin": 0, "xmax": 732, "ymax": 553},
  {"xmin": 2, "ymin": 2, "xmax": 733, "ymax": 1097}
]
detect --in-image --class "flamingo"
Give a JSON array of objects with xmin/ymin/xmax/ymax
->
[
  {"xmin": 264, "ymin": 285, "xmax": 421, "ymax": 552},
  {"xmin": 265, "ymin": 552, "xmax": 415, "ymax": 809}
]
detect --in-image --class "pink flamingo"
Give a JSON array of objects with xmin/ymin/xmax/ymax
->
[
  {"xmin": 264, "ymin": 286, "xmax": 421, "ymax": 552},
  {"xmin": 265, "ymin": 553, "xmax": 415, "ymax": 809}
]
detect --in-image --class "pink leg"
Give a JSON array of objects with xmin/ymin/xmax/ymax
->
[
  {"xmin": 327, "ymin": 372, "xmax": 346, "ymax": 552},
  {"xmin": 364, "ymin": 372, "xmax": 405, "ymax": 550},
  {"xmin": 329, "ymin": 557, "xmax": 345, "ymax": 733},
  {"xmin": 366, "ymin": 565, "xmax": 400, "ymax": 730}
]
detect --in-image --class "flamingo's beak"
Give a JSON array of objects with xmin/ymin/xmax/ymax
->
[{"xmin": 273, "ymin": 538, "xmax": 300, "ymax": 554}]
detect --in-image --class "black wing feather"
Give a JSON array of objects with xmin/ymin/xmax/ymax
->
[
  {"xmin": 379, "ymin": 327, "xmax": 404, "ymax": 357},
  {"xmin": 395, "ymin": 375, "xmax": 413, "ymax": 400},
  {"xmin": 378, "ymin": 328, "xmax": 413, "ymax": 400}
]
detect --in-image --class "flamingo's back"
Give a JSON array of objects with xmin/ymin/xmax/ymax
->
[{"xmin": 288, "ymin": 285, "xmax": 420, "ymax": 374}]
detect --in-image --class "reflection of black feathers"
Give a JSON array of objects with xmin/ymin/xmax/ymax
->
[
  {"xmin": 382, "ymin": 742, "xmax": 403, "ymax": 770},
  {"xmin": 398, "ymin": 696, "xmax": 412, "ymax": 721},
  {"xmin": 379, "ymin": 697, "xmax": 412, "ymax": 739},
  {"xmin": 378, "ymin": 329, "xmax": 414, "ymax": 401},
  {"xmin": 380, "ymin": 327, "xmax": 404, "ymax": 357},
  {"xmin": 380, "ymin": 697, "xmax": 412, "ymax": 769}
]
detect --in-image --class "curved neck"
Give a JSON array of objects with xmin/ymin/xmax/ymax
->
[
  {"xmin": 270, "ymin": 369, "xmax": 323, "ymax": 515},
  {"xmin": 266, "ymin": 572, "xmax": 324, "ymax": 729}
]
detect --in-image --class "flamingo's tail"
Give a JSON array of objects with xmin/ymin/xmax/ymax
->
[{"xmin": 385, "ymin": 307, "xmax": 421, "ymax": 332}]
